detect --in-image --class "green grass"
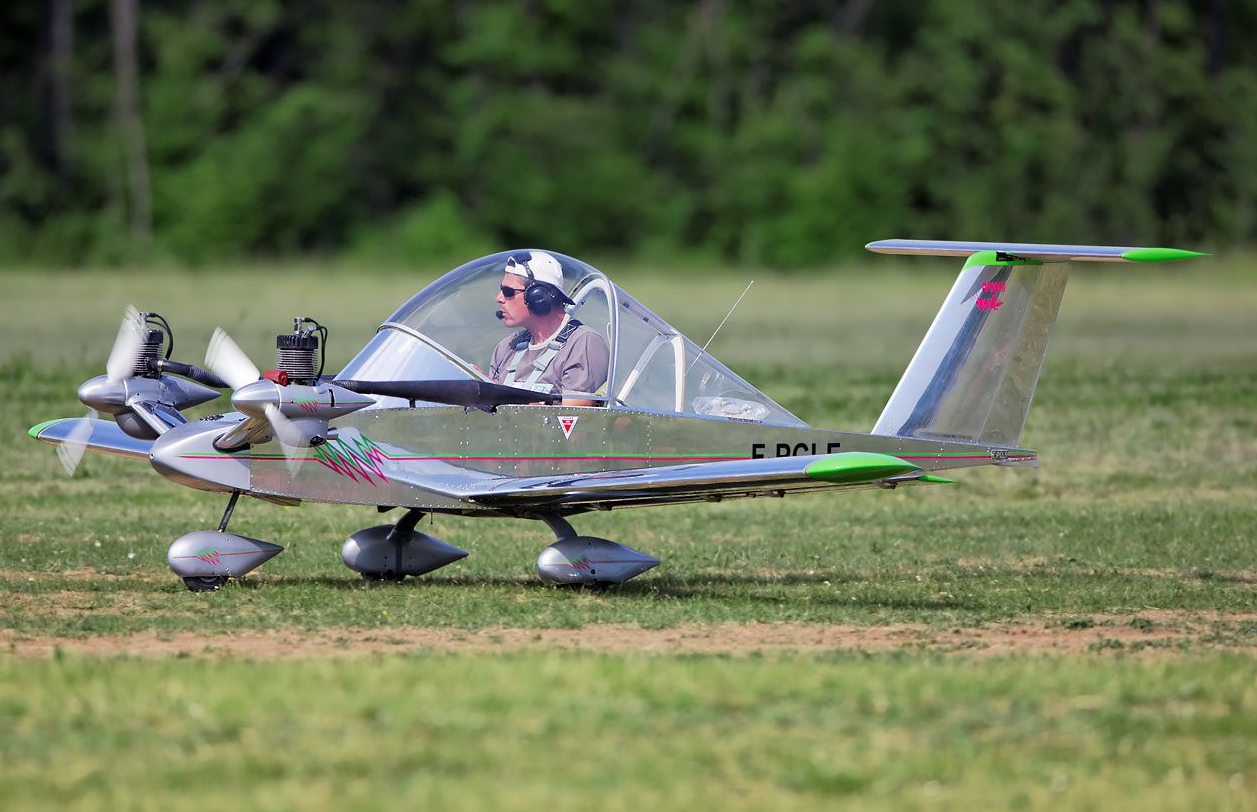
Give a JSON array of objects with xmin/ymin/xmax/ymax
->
[
  {"xmin": 2, "ymin": 654, "xmax": 1255, "ymax": 811},
  {"xmin": 3, "ymin": 258, "xmax": 1257, "ymax": 809}
]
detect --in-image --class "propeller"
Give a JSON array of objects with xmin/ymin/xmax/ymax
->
[
  {"xmin": 105, "ymin": 305, "xmax": 145, "ymax": 384},
  {"xmin": 55, "ymin": 410, "xmax": 97, "ymax": 476},
  {"xmin": 204, "ymin": 327, "xmax": 310, "ymax": 474},
  {"xmin": 204, "ymin": 327, "xmax": 260, "ymax": 390},
  {"xmin": 58, "ymin": 307, "xmax": 145, "ymax": 476},
  {"xmin": 264, "ymin": 403, "xmax": 309, "ymax": 477}
]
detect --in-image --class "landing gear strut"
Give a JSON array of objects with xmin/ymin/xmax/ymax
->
[
  {"xmin": 166, "ymin": 490, "xmax": 284, "ymax": 592},
  {"xmin": 533, "ymin": 514, "xmax": 659, "ymax": 587}
]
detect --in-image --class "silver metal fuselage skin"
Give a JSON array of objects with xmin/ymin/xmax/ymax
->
[{"xmin": 148, "ymin": 403, "xmax": 1034, "ymax": 516}]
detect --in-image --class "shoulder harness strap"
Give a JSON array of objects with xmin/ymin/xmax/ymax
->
[{"xmin": 503, "ymin": 320, "xmax": 583, "ymax": 389}]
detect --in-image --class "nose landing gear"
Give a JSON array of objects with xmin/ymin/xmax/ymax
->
[{"xmin": 166, "ymin": 491, "xmax": 285, "ymax": 592}]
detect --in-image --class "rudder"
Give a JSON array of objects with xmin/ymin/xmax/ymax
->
[
  {"xmin": 866, "ymin": 239, "xmax": 1204, "ymax": 447},
  {"xmin": 871, "ymin": 252, "xmax": 1067, "ymax": 446}
]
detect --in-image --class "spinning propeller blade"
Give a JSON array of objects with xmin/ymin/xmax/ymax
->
[
  {"xmin": 105, "ymin": 306, "xmax": 144, "ymax": 383},
  {"xmin": 264, "ymin": 403, "xmax": 308, "ymax": 477},
  {"xmin": 55, "ymin": 409, "xmax": 98, "ymax": 476},
  {"xmin": 59, "ymin": 307, "xmax": 147, "ymax": 475},
  {"xmin": 205, "ymin": 328, "xmax": 260, "ymax": 391},
  {"xmin": 204, "ymin": 329, "xmax": 310, "ymax": 473}
]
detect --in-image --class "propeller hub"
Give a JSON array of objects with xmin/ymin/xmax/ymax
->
[
  {"xmin": 231, "ymin": 380, "xmax": 282, "ymax": 419},
  {"xmin": 77, "ymin": 375, "xmax": 128, "ymax": 414}
]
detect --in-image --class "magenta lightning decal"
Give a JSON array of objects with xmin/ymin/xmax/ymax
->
[
  {"xmin": 292, "ymin": 396, "xmax": 321, "ymax": 414},
  {"xmin": 311, "ymin": 436, "xmax": 390, "ymax": 484},
  {"xmin": 976, "ymin": 280, "xmax": 1005, "ymax": 312},
  {"xmin": 172, "ymin": 548, "xmax": 262, "ymax": 564}
]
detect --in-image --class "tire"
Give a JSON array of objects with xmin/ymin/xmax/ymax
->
[{"xmin": 183, "ymin": 576, "xmax": 228, "ymax": 592}]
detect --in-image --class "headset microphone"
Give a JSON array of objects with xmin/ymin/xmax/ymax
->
[{"xmin": 495, "ymin": 310, "xmax": 505, "ymax": 320}]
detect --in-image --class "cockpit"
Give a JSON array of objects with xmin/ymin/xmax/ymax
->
[{"xmin": 337, "ymin": 250, "xmax": 806, "ymax": 427}]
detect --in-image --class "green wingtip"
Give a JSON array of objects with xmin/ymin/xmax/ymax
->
[
  {"xmin": 28, "ymin": 419, "xmax": 65, "ymax": 440},
  {"xmin": 804, "ymin": 452, "xmax": 919, "ymax": 484},
  {"xmin": 918, "ymin": 474, "xmax": 957, "ymax": 484},
  {"xmin": 1121, "ymin": 247, "xmax": 1209, "ymax": 263}
]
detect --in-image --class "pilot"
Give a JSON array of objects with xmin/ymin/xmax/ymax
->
[{"xmin": 489, "ymin": 251, "xmax": 609, "ymax": 407}]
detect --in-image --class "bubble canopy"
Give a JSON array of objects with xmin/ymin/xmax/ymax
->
[{"xmin": 338, "ymin": 250, "xmax": 805, "ymax": 426}]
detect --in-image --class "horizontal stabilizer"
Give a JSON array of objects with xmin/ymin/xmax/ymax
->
[
  {"xmin": 866, "ymin": 239, "xmax": 1206, "ymax": 264},
  {"xmin": 28, "ymin": 418, "xmax": 153, "ymax": 460}
]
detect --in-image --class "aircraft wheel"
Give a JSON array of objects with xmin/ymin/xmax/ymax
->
[{"xmin": 183, "ymin": 576, "xmax": 227, "ymax": 592}]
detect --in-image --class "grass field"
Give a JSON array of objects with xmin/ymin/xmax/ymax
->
[{"xmin": 2, "ymin": 256, "xmax": 1255, "ymax": 809}]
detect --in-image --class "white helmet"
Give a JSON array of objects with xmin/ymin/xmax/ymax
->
[{"xmin": 505, "ymin": 251, "xmax": 574, "ymax": 305}]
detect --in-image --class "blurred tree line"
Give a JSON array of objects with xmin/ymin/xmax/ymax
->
[{"xmin": 1, "ymin": 0, "xmax": 1254, "ymax": 267}]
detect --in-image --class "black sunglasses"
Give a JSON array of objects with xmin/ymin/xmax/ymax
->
[{"xmin": 500, "ymin": 285, "xmax": 528, "ymax": 299}]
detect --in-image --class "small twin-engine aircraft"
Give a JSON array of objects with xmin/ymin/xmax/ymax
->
[{"xmin": 29, "ymin": 241, "xmax": 1203, "ymax": 592}]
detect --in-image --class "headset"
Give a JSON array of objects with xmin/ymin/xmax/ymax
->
[{"xmin": 522, "ymin": 280, "xmax": 564, "ymax": 317}]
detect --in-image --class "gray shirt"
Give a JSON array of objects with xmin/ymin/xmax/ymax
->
[{"xmin": 489, "ymin": 322, "xmax": 610, "ymax": 397}]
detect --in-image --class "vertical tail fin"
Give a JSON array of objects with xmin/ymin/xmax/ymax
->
[{"xmin": 866, "ymin": 240, "xmax": 1205, "ymax": 446}]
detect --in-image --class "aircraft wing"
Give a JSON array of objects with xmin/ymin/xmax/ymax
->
[
  {"xmin": 466, "ymin": 451, "xmax": 953, "ymax": 511},
  {"xmin": 28, "ymin": 417, "xmax": 153, "ymax": 460}
]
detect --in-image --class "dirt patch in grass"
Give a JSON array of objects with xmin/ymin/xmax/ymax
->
[
  {"xmin": 0, "ymin": 589, "xmax": 180, "ymax": 619},
  {"xmin": 0, "ymin": 567, "xmax": 163, "ymax": 583},
  {"xmin": 3, "ymin": 614, "xmax": 1255, "ymax": 659}
]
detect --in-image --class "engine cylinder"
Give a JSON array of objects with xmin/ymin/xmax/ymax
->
[
  {"xmin": 275, "ymin": 333, "xmax": 319, "ymax": 384},
  {"xmin": 134, "ymin": 329, "xmax": 164, "ymax": 377}
]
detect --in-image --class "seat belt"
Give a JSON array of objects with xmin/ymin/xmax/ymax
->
[{"xmin": 503, "ymin": 319, "xmax": 584, "ymax": 392}]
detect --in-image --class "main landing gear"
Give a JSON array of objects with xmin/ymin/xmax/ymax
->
[
  {"xmin": 341, "ymin": 511, "xmax": 658, "ymax": 588},
  {"xmin": 165, "ymin": 499, "xmax": 657, "ymax": 591},
  {"xmin": 166, "ymin": 490, "xmax": 284, "ymax": 592},
  {"xmin": 341, "ymin": 509, "xmax": 469, "ymax": 582},
  {"xmin": 533, "ymin": 514, "xmax": 659, "ymax": 588}
]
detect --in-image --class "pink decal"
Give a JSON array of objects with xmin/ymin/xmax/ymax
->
[
  {"xmin": 976, "ymin": 296, "xmax": 1004, "ymax": 311},
  {"xmin": 312, "ymin": 437, "xmax": 389, "ymax": 485},
  {"xmin": 173, "ymin": 549, "xmax": 258, "ymax": 563},
  {"xmin": 556, "ymin": 555, "xmax": 641, "ymax": 571},
  {"xmin": 292, "ymin": 397, "xmax": 320, "ymax": 414},
  {"xmin": 980, "ymin": 281, "xmax": 1006, "ymax": 293}
]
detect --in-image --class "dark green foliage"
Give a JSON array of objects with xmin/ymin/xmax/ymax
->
[{"xmin": 1, "ymin": 0, "xmax": 1255, "ymax": 266}]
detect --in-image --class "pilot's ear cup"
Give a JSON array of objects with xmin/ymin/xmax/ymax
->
[{"xmin": 524, "ymin": 283, "xmax": 556, "ymax": 316}]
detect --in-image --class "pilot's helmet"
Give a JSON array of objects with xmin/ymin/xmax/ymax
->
[{"xmin": 506, "ymin": 251, "xmax": 575, "ymax": 306}]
